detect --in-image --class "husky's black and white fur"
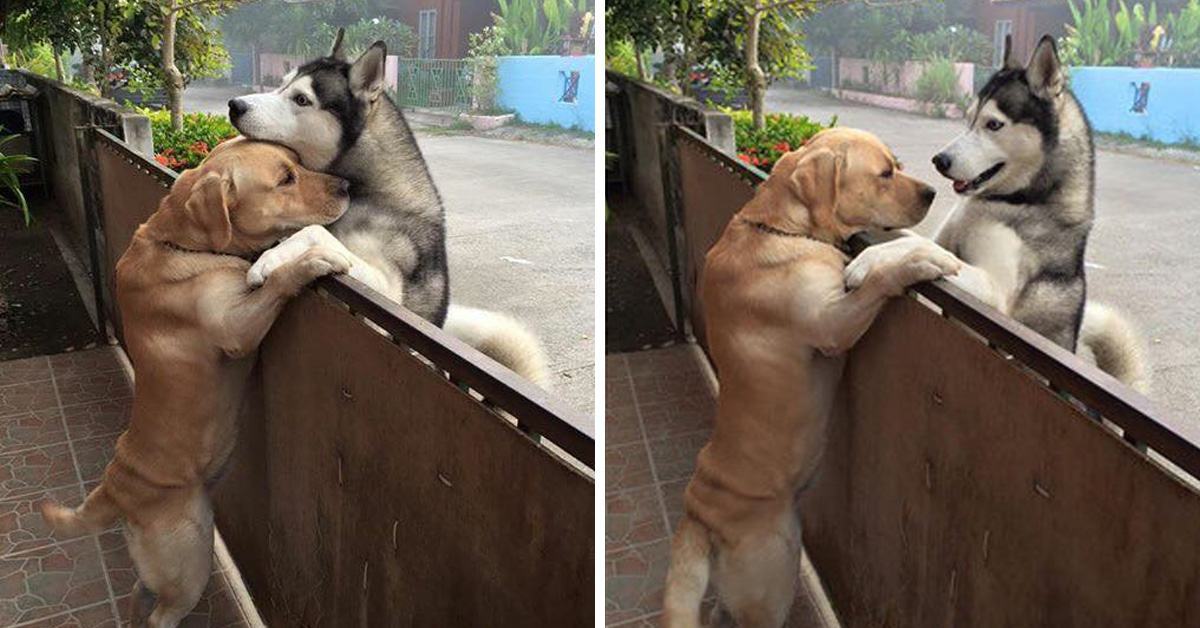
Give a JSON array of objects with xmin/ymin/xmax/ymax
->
[
  {"xmin": 847, "ymin": 35, "xmax": 1148, "ymax": 392},
  {"xmin": 228, "ymin": 32, "xmax": 549, "ymax": 386}
]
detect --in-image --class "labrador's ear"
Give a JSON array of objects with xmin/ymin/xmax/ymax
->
[
  {"xmin": 1002, "ymin": 34, "xmax": 1019, "ymax": 70},
  {"xmin": 788, "ymin": 146, "xmax": 840, "ymax": 218},
  {"xmin": 330, "ymin": 27, "xmax": 347, "ymax": 61},
  {"xmin": 185, "ymin": 173, "xmax": 233, "ymax": 251},
  {"xmin": 349, "ymin": 41, "xmax": 387, "ymax": 102},
  {"xmin": 1026, "ymin": 35, "xmax": 1064, "ymax": 99}
]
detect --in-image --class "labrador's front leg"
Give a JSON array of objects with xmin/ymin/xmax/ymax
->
[
  {"xmin": 812, "ymin": 243, "xmax": 960, "ymax": 356},
  {"xmin": 216, "ymin": 246, "xmax": 350, "ymax": 358}
]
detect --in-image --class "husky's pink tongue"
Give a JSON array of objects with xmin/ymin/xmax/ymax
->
[{"xmin": 953, "ymin": 180, "xmax": 970, "ymax": 193}]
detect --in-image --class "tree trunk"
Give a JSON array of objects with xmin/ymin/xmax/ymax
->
[
  {"xmin": 162, "ymin": 3, "xmax": 186, "ymax": 130},
  {"xmin": 631, "ymin": 38, "xmax": 647, "ymax": 80},
  {"xmin": 745, "ymin": 7, "xmax": 767, "ymax": 130},
  {"xmin": 52, "ymin": 44, "xmax": 65, "ymax": 82},
  {"xmin": 99, "ymin": 45, "xmax": 114, "ymax": 98},
  {"xmin": 0, "ymin": 38, "xmax": 8, "ymax": 68}
]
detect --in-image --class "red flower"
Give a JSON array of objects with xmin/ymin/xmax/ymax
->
[
  {"xmin": 773, "ymin": 141, "xmax": 791, "ymax": 152},
  {"xmin": 190, "ymin": 140, "xmax": 209, "ymax": 155},
  {"xmin": 738, "ymin": 153, "xmax": 752, "ymax": 164},
  {"xmin": 154, "ymin": 154, "xmax": 169, "ymax": 166}
]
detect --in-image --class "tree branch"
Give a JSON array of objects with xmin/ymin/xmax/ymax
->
[
  {"xmin": 749, "ymin": 0, "xmax": 811, "ymax": 14},
  {"xmin": 169, "ymin": 0, "xmax": 235, "ymax": 15}
]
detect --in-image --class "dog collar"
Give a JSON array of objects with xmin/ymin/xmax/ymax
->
[
  {"xmin": 739, "ymin": 218, "xmax": 814, "ymax": 240},
  {"xmin": 157, "ymin": 240, "xmax": 256, "ymax": 262}
]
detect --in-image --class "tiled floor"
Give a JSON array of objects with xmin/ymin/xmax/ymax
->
[
  {"xmin": 0, "ymin": 347, "xmax": 251, "ymax": 627},
  {"xmin": 605, "ymin": 345, "xmax": 835, "ymax": 627}
]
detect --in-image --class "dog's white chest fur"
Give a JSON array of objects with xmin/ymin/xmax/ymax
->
[{"xmin": 954, "ymin": 217, "xmax": 1026, "ymax": 312}]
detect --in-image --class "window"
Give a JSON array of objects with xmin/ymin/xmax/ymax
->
[
  {"xmin": 418, "ymin": 10, "xmax": 437, "ymax": 59},
  {"xmin": 993, "ymin": 20, "xmax": 1013, "ymax": 66}
]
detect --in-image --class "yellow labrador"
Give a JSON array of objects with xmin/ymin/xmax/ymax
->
[
  {"xmin": 663, "ymin": 128, "xmax": 961, "ymax": 627},
  {"xmin": 41, "ymin": 138, "xmax": 351, "ymax": 627}
]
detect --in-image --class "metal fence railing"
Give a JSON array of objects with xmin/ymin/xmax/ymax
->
[{"xmin": 393, "ymin": 58, "xmax": 472, "ymax": 112}]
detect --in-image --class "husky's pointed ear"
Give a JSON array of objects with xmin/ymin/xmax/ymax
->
[
  {"xmin": 1026, "ymin": 35, "xmax": 1064, "ymax": 99},
  {"xmin": 1002, "ymin": 34, "xmax": 1019, "ymax": 69},
  {"xmin": 349, "ymin": 41, "xmax": 387, "ymax": 102},
  {"xmin": 330, "ymin": 28, "xmax": 347, "ymax": 60}
]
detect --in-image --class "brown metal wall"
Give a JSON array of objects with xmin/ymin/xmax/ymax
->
[
  {"xmin": 674, "ymin": 129, "xmax": 759, "ymax": 350},
  {"xmin": 801, "ymin": 298, "xmax": 1200, "ymax": 627},
  {"xmin": 217, "ymin": 291, "xmax": 594, "ymax": 626},
  {"xmin": 94, "ymin": 134, "xmax": 173, "ymax": 341}
]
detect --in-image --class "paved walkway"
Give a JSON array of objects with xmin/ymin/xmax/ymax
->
[
  {"xmin": 0, "ymin": 347, "xmax": 251, "ymax": 627},
  {"xmin": 767, "ymin": 88, "xmax": 1200, "ymax": 423}
]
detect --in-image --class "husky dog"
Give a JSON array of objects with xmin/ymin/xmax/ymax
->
[
  {"xmin": 847, "ymin": 35, "xmax": 1148, "ymax": 392},
  {"xmin": 227, "ymin": 31, "xmax": 549, "ymax": 386}
]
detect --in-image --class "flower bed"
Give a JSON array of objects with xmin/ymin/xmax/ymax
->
[
  {"xmin": 728, "ymin": 110, "xmax": 837, "ymax": 172},
  {"xmin": 140, "ymin": 108, "xmax": 238, "ymax": 171}
]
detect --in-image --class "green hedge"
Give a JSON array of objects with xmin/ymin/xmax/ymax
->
[
  {"xmin": 728, "ymin": 110, "xmax": 837, "ymax": 172},
  {"xmin": 140, "ymin": 108, "xmax": 238, "ymax": 171}
]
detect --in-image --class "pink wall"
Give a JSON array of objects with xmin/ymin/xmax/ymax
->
[{"xmin": 837, "ymin": 58, "xmax": 975, "ymax": 100}]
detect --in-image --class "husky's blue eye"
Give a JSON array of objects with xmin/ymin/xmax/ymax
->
[
  {"xmin": 985, "ymin": 119, "xmax": 1004, "ymax": 131},
  {"xmin": 293, "ymin": 94, "xmax": 311, "ymax": 107}
]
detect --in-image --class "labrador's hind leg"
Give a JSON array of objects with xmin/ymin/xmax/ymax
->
[
  {"xmin": 125, "ymin": 493, "xmax": 214, "ymax": 628},
  {"xmin": 713, "ymin": 510, "xmax": 801, "ymax": 628},
  {"xmin": 128, "ymin": 581, "xmax": 157, "ymax": 627}
]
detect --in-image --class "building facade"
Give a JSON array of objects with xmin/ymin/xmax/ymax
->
[{"xmin": 386, "ymin": 0, "xmax": 496, "ymax": 59}]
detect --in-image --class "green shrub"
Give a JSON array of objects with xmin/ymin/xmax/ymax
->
[
  {"xmin": 606, "ymin": 38, "xmax": 640, "ymax": 77},
  {"xmin": 140, "ymin": 108, "xmax": 238, "ymax": 172},
  {"xmin": 915, "ymin": 58, "xmax": 962, "ymax": 106},
  {"xmin": 909, "ymin": 26, "xmax": 992, "ymax": 65},
  {"xmin": 468, "ymin": 25, "xmax": 511, "ymax": 114},
  {"xmin": 8, "ymin": 43, "xmax": 61, "ymax": 80},
  {"xmin": 728, "ymin": 110, "xmax": 837, "ymax": 172}
]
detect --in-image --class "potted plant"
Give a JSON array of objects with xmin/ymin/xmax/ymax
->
[{"xmin": 462, "ymin": 26, "xmax": 516, "ymax": 131}]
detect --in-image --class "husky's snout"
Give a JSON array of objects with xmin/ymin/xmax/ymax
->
[
  {"xmin": 228, "ymin": 98, "xmax": 248, "ymax": 124},
  {"xmin": 932, "ymin": 152, "xmax": 952, "ymax": 176}
]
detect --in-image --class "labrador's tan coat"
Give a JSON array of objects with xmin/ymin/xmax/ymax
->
[{"xmin": 41, "ymin": 139, "xmax": 352, "ymax": 627}]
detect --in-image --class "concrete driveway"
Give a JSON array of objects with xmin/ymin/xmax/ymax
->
[
  {"xmin": 767, "ymin": 88, "xmax": 1200, "ymax": 424},
  {"xmin": 184, "ymin": 85, "xmax": 596, "ymax": 417}
]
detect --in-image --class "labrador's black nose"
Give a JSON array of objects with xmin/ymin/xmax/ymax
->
[
  {"xmin": 931, "ymin": 152, "xmax": 952, "ymax": 175},
  {"xmin": 228, "ymin": 98, "xmax": 248, "ymax": 122}
]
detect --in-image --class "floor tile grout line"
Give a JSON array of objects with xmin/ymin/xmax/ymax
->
[
  {"xmin": 605, "ymin": 534, "xmax": 670, "ymax": 558},
  {"xmin": 8, "ymin": 598, "xmax": 117, "ymax": 628},
  {"xmin": 0, "ymin": 433, "xmax": 72, "ymax": 459},
  {"xmin": 0, "ymin": 477, "xmax": 90, "ymax": 508},
  {"xmin": 58, "ymin": 394, "xmax": 134, "ymax": 414},
  {"xmin": 47, "ymin": 355, "xmax": 123, "ymax": 624},
  {"xmin": 0, "ymin": 394, "xmax": 132, "ymax": 423},
  {"xmin": 622, "ymin": 353, "xmax": 675, "ymax": 548}
]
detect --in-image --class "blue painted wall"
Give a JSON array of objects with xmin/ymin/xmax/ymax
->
[
  {"xmin": 1070, "ymin": 66, "xmax": 1200, "ymax": 145},
  {"xmin": 497, "ymin": 55, "xmax": 595, "ymax": 132}
]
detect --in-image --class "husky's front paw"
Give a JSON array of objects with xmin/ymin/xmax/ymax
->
[
  {"xmin": 248, "ymin": 226, "xmax": 337, "ymax": 287},
  {"xmin": 847, "ymin": 236, "xmax": 960, "ymax": 295}
]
